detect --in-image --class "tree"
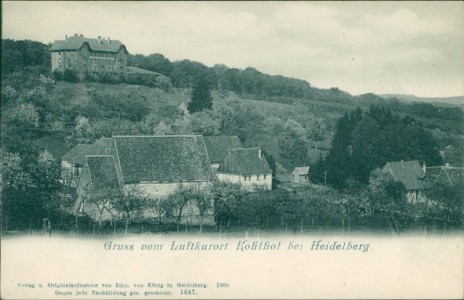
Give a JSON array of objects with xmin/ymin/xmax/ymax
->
[
  {"xmin": 168, "ymin": 184, "xmax": 192, "ymax": 228},
  {"xmin": 7, "ymin": 103, "xmax": 40, "ymax": 128},
  {"xmin": 113, "ymin": 187, "xmax": 145, "ymax": 234},
  {"xmin": 368, "ymin": 168, "xmax": 413, "ymax": 234},
  {"xmin": 188, "ymin": 110, "xmax": 220, "ymax": 136},
  {"xmin": 426, "ymin": 180, "xmax": 464, "ymax": 224},
  {"xmin": 278, "ymin": 129, "xmax": 309, "ymax": 168},
  {"xmin": 33, "ymin": 149, "xmax": 61, "ymax": 212},
  {"xmin": 187, "ymin": 79, "xmax": 213, "ymax": 113},
  {"xmin": 74, "ymin": 115, "xmax": 95, "ymax": 144},
  {"xmin": 144, "ymin": 196, "xmax": 173, "ymax": 232},
  {"xmin": 189, "ymin": 187, "xmax": 213, "ymax": 234},
  {"xmin": 211, "ymin": 181, "xmax": 246, "ymax": 228}
]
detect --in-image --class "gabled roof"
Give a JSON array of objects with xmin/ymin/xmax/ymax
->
[
  {"xmin": 50, "ymin": 35, "xmax": 126, "ymax": 53},
  {"xmin": 427, "ymin": 166, "xmax": 464, "ymax": 186},
  {"xmin": 217, "ymin": 147, "xmax": 272, "ymax": 175},
  {"xmin": 292, "ymin": 166, "xmax": 309, "ymax": 175},
  {"xmin": 385, "ymin": 160, "xmax": 425, "ymax": 191},
  {"xmin": 62, "ymin": 144, "xmax": 91, "ymax": 161},
  {"xmin": 203, "ymin": 136, "xmax": 242, "ymax": 163},
  {"xmin": 85, "ymin": 156, "xmax": 121, "ymax": 192},
  {"xmin": 68, "ymin": 138, "xmax": 113, "ymax": 165},
  {"xmin": 113, "ymin": 135, "xmax": 214, "ymax": 184}
]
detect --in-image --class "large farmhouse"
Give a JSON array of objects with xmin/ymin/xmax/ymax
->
[
  {"xmin": 217, "ymin": 147, "xmax": 272, "ymax": 191},
  {"xmin": 50, "ymin": 34, "xmax": 128, "ymax": 77},
  {"xmin": 71, "ymin": 135, "xmax": 215, "ymax": 224}
]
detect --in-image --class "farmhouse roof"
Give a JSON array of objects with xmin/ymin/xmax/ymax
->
[
  {"xmin": 62, "ymin": 144, "xmax": 91, "ymax": 161},
  {"xmin": 50, "ymin": 34, "xmax": 127, "ymax": 53},
  {"xmin": 203, "ymin": 135, "xmax": 242, "ymax": 163},
  {"xmin": 68, "ymin": 138, "xmax": 113, "ymax": 165},
  {"xmin": 217, "ymin": 147, "xmax": 272, "ymax": 175},
  {"xmin": 426, "ymin": 165, "xmax": 464, "ymax": 186},
  {"xmin": 385, "ymin": 160, "xmax": 426, "ymax": 191},
  {"xmin": 292, "ymin": 166, "xmax": 310, "ymax": 175},
  {"xmin": 85, "ymin": 155, "xmax": 121, "ymax": 192},
  {"xmin": 113, "ymin": 135, "xmax": 214, "ymax": 184}
]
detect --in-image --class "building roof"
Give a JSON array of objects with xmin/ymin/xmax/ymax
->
[
  {"xmin": 113, "ymin": 135, "xmax": 214, "ymax": 184},
  {"xmin": 50, "ymin": 34, "xmax": 127, "ymax": 53},
  {"xmin": 203, "ymin": 136, "xmax": 242, "ymax": 163},
  {"xmin": 292, "ymin": 166, "xmax": 310, "ymax": 175},
  {"xmin": 126, "ymin": 66, "xmax": 161, "ymax": 75},
  {"xmin": 385, "ymin": 160, "xmax": 426, "ymax": 191},
  {"xmin": 217, "ymin": 147, "xmax": 272, "ymax": 175},
  {"xmin": 427, "ymin": 165, "xmax": 464, "ymax": 186},
  {"xmin": 85, "ymin": 155, "xmax": 121, "ymax": 192},
  {"xmin": 68, "ymin": 138, "xmax": 113, "ymax": 165},
  {"xmin": 62, "ymin": 144, "xmax": 92, "ymax": 161}
]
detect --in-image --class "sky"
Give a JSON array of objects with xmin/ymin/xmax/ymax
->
[{"xmin": 2, "ymin": 1, "xmax": 463, "ymax": 97}]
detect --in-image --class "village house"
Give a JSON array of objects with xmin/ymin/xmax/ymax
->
[
  {"xmin": 72, "ymin": 135, "xmax": 216, "ymax": 225},
  {"xmin": 216, "ymin": 147, "xmax": 272, "ymax": 191},
  {"xmin": 60, "ymin": 138, "xmax": 113, "ymax": 187},
  {"xmin": 291, "ymin": 166, "xmax": 310, "ymax": 184},
  {"xmin": 203, "ymin": 135, "xmax": 242, "ymax": 171},
  {"xmin": 384, "ymin": 160, "xmax": 427, "ymax": 203},
  {"xmin": 50, "ymin": 34, "xmax": 128, "ymax": 78}
]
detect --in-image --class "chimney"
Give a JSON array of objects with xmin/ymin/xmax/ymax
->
[
  {"xmin": 65, "ymin": 35, "xmax": 68, "ymax": 40},
  {"xmin": 258, "ymin": 148, "xmax": 262, "ymax": 159},
  {"xmin": 445, "ymin": 162, "xmax": 450, "ymax": 168},
  {"xmin": 98, "ymin": 36, "xmax": 102, "ymax": 43},
  {"xmin": 74, "ymin": 33, "xmax": 78, "ymax": 37},
  {"xmin": 80, "ymin": 34, "xmax": 84, "ymax": 38}
]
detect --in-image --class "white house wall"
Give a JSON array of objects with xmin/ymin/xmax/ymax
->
[{"xmin": 217, "ymin": 173, "xmax": 272, "ymax": 191}]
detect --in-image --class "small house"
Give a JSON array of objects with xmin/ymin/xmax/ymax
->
[
  {"xmin": 291, "ymin": 166, "xmax": 310, "ymax": 184},
  {"xmin": 217, "ymin": 147, "xmax": 272, "ymax": 191},
  {"xmin": 384, "ymin": 160, "xmax": 426, "ymax": 203}
]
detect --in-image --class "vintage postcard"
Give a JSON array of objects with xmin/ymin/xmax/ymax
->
[{"xmin": 1, "ymin": 1, "xmax": 463, "ymax": 299}]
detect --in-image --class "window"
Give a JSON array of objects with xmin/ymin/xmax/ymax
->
[
  {"xmin": 264, "ymin": 174, "xmax": 267, "ymax": 180},
  {"xmin": 257, "ymin": 175, "xmax": 260, "ymax": 180}
]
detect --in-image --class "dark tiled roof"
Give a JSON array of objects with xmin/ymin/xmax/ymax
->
[
  {"xmin": 292, "ymin": 167, "xmax": 310, "ymax": 175},
  {"xmin": 385, "ymin": 160, "xmax": 425, "ymax": 191},
  {"xmin": 113, "ymin": 135, "xmax": 214, "ymax": 183},
  {"xmin": 50, "ymin": 35, "xmax": 126, "ymax": 53},
  {"xmin": 203, "ymin": 136, "xmax": 242, "ymax": 163},
  {"xmin": 85, "ymin": 156, "xmax": 121, "ymax": 192},
  {"xmin": 62, "ymin": 144, "xmax": 91, "ymax": 161},
  {"xmin": 69, "ymin": 138, "xmax": 113, "ymax": 165},
  {"xmin": 217, "ymin": 147, "xmax": 272, "ymax": 175}
]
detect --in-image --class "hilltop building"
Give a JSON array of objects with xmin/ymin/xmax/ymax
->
[{"xmin": 50, "ymin": 34, "xmax": 128, "ymax": 77}]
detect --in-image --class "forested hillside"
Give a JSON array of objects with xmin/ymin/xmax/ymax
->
[{"xmin": 2, "ymin": 39, "xmax": 464, "ymax": 232}]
